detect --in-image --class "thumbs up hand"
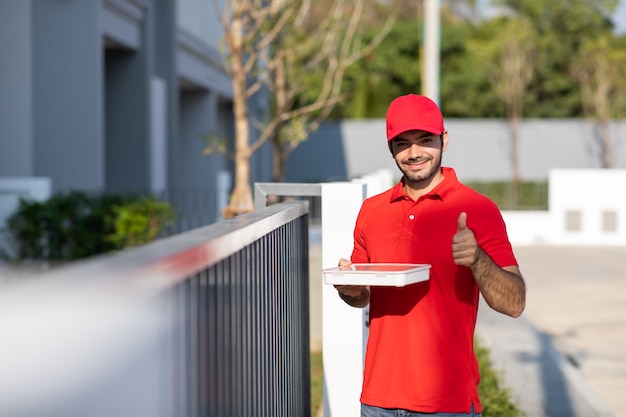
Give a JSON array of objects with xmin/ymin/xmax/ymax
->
[{"xmin": 452, "ymin": 212, "xmax": 479, "ymax": 267}]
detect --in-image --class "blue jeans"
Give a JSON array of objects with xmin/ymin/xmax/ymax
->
[{"xmin": 361, "ymin": 403, "xmax": 481, "ymax": 417}]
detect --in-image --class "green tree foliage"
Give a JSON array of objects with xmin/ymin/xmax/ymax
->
[
  {"xmin": 333, "ymin": 0, "xmax": 626, "ymax": 119},
  {"xmin": 493, "ymin": 0, "xmax": 619, "ymax": 117},
  {"xmin": 570, "ymin": 33, "xmax": 626, "ymax": 167},
  {"xmin": 342, "ymin": 19, "xmax": 424, "ymax": 118},
  {"xmin": 439, "ymin": 19, "xmax": 503, "ymax": 117}
]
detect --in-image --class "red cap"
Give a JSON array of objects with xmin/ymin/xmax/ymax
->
[{"xmin": 385, "ymin": 94, "xmax": 444, "ymax": 142}]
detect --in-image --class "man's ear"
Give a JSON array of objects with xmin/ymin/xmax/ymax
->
[{"xmin": 442, "ymin": 131, "xmax": 449, "ymax": 152}]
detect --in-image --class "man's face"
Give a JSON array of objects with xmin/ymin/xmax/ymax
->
[{"xmin": 390, "ymin": 130, "xmax": 447, "ymax": 184}]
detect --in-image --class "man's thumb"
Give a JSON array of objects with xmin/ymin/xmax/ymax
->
[{"xmin": 457, "ymin": 212, "xmax": 468, "ymax": 231}]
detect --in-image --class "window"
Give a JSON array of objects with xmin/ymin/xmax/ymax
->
[
  {"xmin": 602, "ymin": 211, "xmax": 618, "ymax": 232},
  {"xmin": 565, "ymin": 210, "xmax": 582, "ymax": 232}
]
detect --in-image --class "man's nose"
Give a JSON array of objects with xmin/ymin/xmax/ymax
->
[{"xmin": 408, "ymin": 143, "xmax": 423, "ymax": 158}]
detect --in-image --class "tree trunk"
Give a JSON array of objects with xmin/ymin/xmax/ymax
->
[
  {"xmin": 271, "ymin": 138, "xmax": 286, "ymax": 183},
  {"xmin": 272, "ymin": 54, "xmax": 287, "ymax": 184},
  {"xmin": 223, "ymin": 7, "xmax": 254, "ymax": 219},
  {"xmin": 599, "ymin": 120, "xmax": 612, "ymax": 168},
  {"xmin": 509, "ymin": 114, "xmax": 521, "ymax": 183}
]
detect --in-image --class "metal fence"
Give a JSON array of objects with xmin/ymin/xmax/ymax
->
[
  {"xmin": 159, "ymin": 187, "xmax": 223, "ymax": 233},
  {"xmin": 0, "ymin": 201, "xmax": 311, "ymax": 417}
]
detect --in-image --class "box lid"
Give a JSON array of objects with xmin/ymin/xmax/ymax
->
[{"xmin": 322, "ymin": 263, "xmax": 431, "ymax": 287}]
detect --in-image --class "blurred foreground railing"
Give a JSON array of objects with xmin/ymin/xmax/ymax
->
[{"xmin": 0, "ymin": 201, "xmax": 311, "ymax": 417}]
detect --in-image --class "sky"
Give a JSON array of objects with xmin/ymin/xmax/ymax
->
[
  {"xmin": 476, "ymin": 0, "xmax": 626, "ymax": 34},
  {"xmin": 615, "ymin": 0, "xmax": 626, "ymax": 33}
]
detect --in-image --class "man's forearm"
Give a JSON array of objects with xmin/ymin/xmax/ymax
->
[
  {"xmin": 471, "ymin": 249, "xmax": 526, "ymax": 317},
  {"xmin": 339, "ymin": 288, "xmax": 370, "ymax": 308}
]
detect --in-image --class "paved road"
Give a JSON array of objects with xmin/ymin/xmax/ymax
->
[
  {"xmin": 510, "ymin": 245, "xmax": 626, "ymax": 417},
  {"xmin": 310, "ymin": 243, "xmax": 626, "ymax": 416}
]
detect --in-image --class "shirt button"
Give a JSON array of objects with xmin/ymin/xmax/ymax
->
[{"xmin": 409, "ymin": 214, "xmax": 415, "ymax": 220}]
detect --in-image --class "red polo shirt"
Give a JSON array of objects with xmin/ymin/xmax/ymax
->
[{"xmin": 351, "ymin": 167, "xmax": 517, "ymax": 413}]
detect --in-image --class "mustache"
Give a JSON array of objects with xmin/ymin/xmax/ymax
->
[{"xmin": 403, "ymin": 156, "xmax": 430, "ymax": 164}]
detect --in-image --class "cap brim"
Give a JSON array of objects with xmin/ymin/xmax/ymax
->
[{"xmin": 388, "ymin": 123, "xmax": 443, "ymax": 141}]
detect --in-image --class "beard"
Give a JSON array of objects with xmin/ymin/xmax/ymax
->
[{"xmin": 396, "ymin": 152, "xmax": 443, "ymax": 185}]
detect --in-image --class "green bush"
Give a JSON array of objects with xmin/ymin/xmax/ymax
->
[
  {"xmin": 3, "ymin": 191, "xmax": 175, "ymax": 261},
  {"xmin": 466, "ymin": 181, "xmax": 548, "ymax": 211},
  {"xmin": 106, "ymin": 196, "xmax": 175, "ymax": 249},
  {"xmin": 476, "ymin": 339, "xmax": 524, "ymax": 417}
]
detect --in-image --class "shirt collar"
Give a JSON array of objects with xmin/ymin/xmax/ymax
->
[{"xmin": 390, "ymin": 167, "xmax": 461, "ymax": 202}]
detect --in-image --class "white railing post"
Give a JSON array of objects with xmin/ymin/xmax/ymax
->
[
  {"xmin": 321, "ymin": 182, "xmax": 367, "ymax": 417},
  {"xmin": 321, "ymin": 171, "xmax": 394, "ymax": 417}
]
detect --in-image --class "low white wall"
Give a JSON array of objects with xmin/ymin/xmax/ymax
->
[
  {"xmin": 503, "ymin": 169, "xmax": 626, "ymax": 246},
  {"xmin": 548, "ymin": 169, "xmax": 626, "ymax": 245},
  {"xmin": 502, "ymin": 211, "xmax": 551, "ymax": 246}
]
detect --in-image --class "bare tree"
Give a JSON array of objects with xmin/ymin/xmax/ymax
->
[
  {"xmin": 573, "ymin": 35, "xmax": 626, "ymax": 168},
  {"xmin": 486, "ymin": 18, "xmax": 535, "ymax": 182},
  {"xmin": 213, "ymin": 0, "xmax": 394, "ymax": 217},
  {"xmin": 261, "ymin": 0, "xmax": 395, "ymax": 182},
  {"xmin": 214, "ymin": 0, "xmax": 280, "ymax": 218}
]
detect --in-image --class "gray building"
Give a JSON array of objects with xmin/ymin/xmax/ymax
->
[
  {"xmin": 3, "ymin": 0, "xmax": 626, "ymax": 228},
  {"xmin": 0, "ymin": 0, "xmax": 273, "ymax": 225}
]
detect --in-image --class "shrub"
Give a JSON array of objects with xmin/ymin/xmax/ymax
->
[
  {"xmin": 3, "ymin": 191, "xmax": 175, "ymax": 261},
  {"xmin": 466, "ymin": 181, "xmax": 548, "ymax": 210},
  {"xmin": 476, "ymin": 339, "xmax": 524, "ymax": 417},
  {"xmin": 106, "ymin": 196, "xmax": 175, "ymax": 249}
]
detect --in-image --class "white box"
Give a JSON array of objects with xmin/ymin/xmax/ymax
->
[{"xmin": 322, "ymin": 263, "xmax": 431, "ymax": 287}]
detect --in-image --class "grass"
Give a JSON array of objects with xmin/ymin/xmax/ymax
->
[
  {"xmin": 310, "ymin": 339, "xmax": 522, "ymax": 417},
  {"xmin": 311, "ymin": 351, "xmax": 323, "ymax": 416}
]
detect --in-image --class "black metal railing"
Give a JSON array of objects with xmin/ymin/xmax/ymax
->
[
  {"xmin": 168, "ymin": 212, "xmax": 311, "ymax": 416},
  {"xmin": 0, "ymin": 201, "xmax": 310, "ymax": 417}
]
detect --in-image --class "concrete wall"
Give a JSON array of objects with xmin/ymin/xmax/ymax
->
[
  {"xmin": 0, "ymin": 1, "xmax": 33, "ymax": 177},
  {"xmin": 546, "ymin": 169, "xmax": 626, "ymax": 245},
  {"xmin": 33, "ymin": 1, "xmax": 104, "ymax": 191},
  {"xmin": 286, "ymin": 119, "xmax": 626, "ymax": 183}
]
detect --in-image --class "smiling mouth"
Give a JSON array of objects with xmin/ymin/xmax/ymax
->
[{"xmin": 405, "ymin": 159, "xmax": 429, "ymax": 167}]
